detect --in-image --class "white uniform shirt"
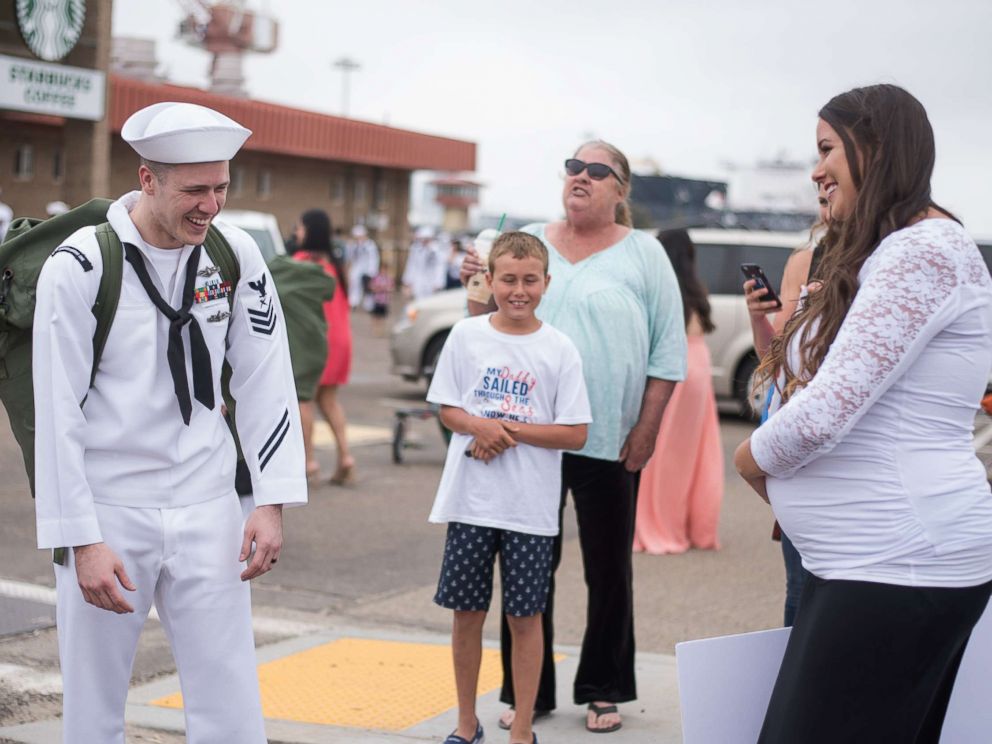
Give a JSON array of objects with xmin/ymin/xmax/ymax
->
[
  {"xmin": 427, "ymin": 315, "xmax": 592, "ymax": 536},
  {"xmin": 346, "ymin": 238, "xmax": 380, "ymax": 308},
  {"xmin": 0, "ymin": 200, "xmax": 12, "ymax": 242},
  {"xmin": 33, "ymin": 192, "xmax": 307, "ymax": 549},
  {"xmin": 403, "ymin": 239, "xmax": 444, "ymax": 300},
  {"xmin": 752, "ymin": 219, "xmax": 992, "ymax": 587}
]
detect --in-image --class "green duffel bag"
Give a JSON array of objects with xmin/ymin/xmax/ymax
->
[{"xmin": 268, "ymin": 254, "xmax": 335, "ymax": 402}]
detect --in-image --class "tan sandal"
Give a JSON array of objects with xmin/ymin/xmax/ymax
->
[{"xmin": 329, "ymin": 463, "xmax": 356, "ymax": 485}]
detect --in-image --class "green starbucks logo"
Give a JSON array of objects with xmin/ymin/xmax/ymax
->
[{"xmin": 16, "ymin": 0, "xmax": 87, "ymax": 62}]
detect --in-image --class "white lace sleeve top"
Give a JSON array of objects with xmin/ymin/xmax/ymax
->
[{"xmin": 751, "ymin": 219, "xmax": 992, "ymax": 587}]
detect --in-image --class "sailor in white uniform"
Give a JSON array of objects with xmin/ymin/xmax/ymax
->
[
  {"xmin": 402, "ymin": 225, "xmax": 444, "ymax": 300},
  {"xmin": 32, "ymin": 102, "xmax": 307, "ymax": 743},
  {"xmin": 0, "ymin": 187, "xmax": 12, "ymax": 242},
  {"xmin": 345, "ymin": 224, "xmax": 379, "ymax": 310}
]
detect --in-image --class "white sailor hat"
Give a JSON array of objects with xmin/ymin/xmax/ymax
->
[
  {"xmin": 45, "ymin": 201, "xmax": 70, "ymax": 216},
  {"xmin": 351, "ymin": 224, "xmax": 368, "ymax": 238},
  {"xmin": 122, "ymin": 102, "xmax": 251, "ymax": 164},
  {"xmin": 415, "ymin": 225, "xmax": 435, "ymax": 240}
]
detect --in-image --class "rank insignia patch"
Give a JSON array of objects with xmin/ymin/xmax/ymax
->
[
  {"xmin": 247, "ymin": 302, "xmax": 277, "ymax": 336},
  {"xmin": 194, "ymin": 278, "xmax": 232, "ymax": 304}
]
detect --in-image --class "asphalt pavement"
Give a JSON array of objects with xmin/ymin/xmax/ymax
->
[{"xmin": 0, "ymin": 306, "xmax": 785, "ymax": 743}]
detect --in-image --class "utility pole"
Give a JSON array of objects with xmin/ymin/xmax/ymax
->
[{"xmin": 333, "ymin": 57, "xmax": 361, "ymax": 117}]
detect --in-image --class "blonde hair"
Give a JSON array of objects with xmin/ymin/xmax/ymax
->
[
  {"xmin": 487, "ymin": 231, "xmax": 549, "ymax": 274},
  {"xmin": 574, "ymin": 139, "xmax": 633, "ymax": 227}
]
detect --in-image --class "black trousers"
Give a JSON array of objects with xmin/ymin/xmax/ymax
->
[
  {"xmin": 499, "ymin": 454, "xmax": 639, "ymax": 710},
  {"xmin": 759, "ymin": 575, "xmax": 992, "ymax": 744}
]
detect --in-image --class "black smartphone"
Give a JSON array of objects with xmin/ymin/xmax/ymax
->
[{"xmin": 740, "ymin": 263, "xmax": 782, "ymax": 309}]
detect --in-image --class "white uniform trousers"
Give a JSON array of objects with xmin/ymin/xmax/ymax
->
[{"xmin": 54, "ymin": 492, "xmax": 266, "ymax": 744}]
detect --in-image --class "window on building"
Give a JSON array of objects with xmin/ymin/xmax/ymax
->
[
  {"xmin": 15, "ymin": 145, "xmax": 34, "ymax": 181},
  {"xmin": 52, "ymin": 148, "xmax": 64, "ymax": 182},
  {"xmin": 330, "ymin": 174, "xmax": 345, "ymax": 204},
  {"xmin": 257, "ymin": 168, "xmax": 272, "ymax": 199},
  {"xmin": 354, "ymin": 176, "xmax": 367, "ymax": 204},
  {"xmin": 230, "ymin": 166, "xmax": 245, "ymax": 197},
  {"xmin": 374, "ymin": 177, "xmax": 389, "ymax": 207}
]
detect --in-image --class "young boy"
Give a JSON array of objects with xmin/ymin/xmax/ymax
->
[{"xmin": 427, "ymin": 232, "xmax": 592, "ymax": 744}]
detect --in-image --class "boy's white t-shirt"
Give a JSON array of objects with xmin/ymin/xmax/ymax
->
[{"xmin": 427, "ymin": 314, "xmax": 592, "ymax": 536}]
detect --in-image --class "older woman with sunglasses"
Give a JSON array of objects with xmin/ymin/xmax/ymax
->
[{"xmin": 461, "ymin": 141, "xmax": 687, "ymax": 734}]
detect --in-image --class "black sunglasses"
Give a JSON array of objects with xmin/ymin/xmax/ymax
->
[{"xmin": 564, "ymin": 158, "xmax": 621, "ymax": 182}]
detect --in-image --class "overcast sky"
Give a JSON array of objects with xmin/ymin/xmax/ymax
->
[{"xmin": 112, "ymin": 0, "xmax": 992, "ymax": 234}]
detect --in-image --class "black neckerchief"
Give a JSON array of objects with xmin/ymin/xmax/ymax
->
[{"xmin": 123, "ymin": 242, "xmax": 215, "ymax": 425}]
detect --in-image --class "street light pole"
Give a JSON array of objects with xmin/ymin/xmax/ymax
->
[{"xmin": 333, "ymin": 56, "xmax": 361, "ymax": 117}]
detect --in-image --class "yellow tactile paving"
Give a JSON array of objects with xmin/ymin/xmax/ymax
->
[
  {"xmin": 152, "ymin": 637, "xmax": 564, "ymax": 730},
  {"xmin": 312, "ymin": 422, "xmax": 391, "ymax": 449}
]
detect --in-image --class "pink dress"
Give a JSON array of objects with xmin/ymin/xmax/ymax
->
[
  {"xmin": 293, "ymin": 251, "xmax": 352, "ymax": 386},
  {"xmin": 633, "ymin": 334, "xmax": 723, "ymax": 554}
]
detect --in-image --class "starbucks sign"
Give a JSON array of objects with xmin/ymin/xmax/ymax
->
[{"xmin": 16, "ymin": 0, "xmax": 87, "ymax": 62}]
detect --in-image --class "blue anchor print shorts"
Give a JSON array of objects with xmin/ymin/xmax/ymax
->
[{"xmin": 433, "ymin": 522, "xmax": 555, "ymax": 616}]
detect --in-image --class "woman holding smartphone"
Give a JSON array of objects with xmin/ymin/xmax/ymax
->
[
  {"xmin": 744, "ymin": 194, "xmax": 828, "ymax": 626},
  {"xmin": 735, "ymin": 84, "xmax": 992, "ymax": 742}
]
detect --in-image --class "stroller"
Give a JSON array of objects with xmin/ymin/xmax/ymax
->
[{"xmin": 391, "ymin": 403, "xmax": 452, "ymax": 463}]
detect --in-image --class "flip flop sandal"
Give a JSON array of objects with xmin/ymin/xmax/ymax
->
[
  {"xmin": 586, "ymin": 702, "xmax": 622, "ymax": 734},
  {"xmin": 497, "ymin": 707, "xmax": 551, "ymax": 730}
]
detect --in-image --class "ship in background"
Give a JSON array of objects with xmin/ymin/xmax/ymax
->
[{"xmin": 630, "ymin": 154, "xmax": 818, "ymax": 232}]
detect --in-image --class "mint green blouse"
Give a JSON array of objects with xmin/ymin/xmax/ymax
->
[{"xmin": 525, "ymin": 224, "xmax": 687, "ymax": 461}]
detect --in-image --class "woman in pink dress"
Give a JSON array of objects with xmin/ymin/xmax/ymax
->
[
  {"xmin": 292, "ymin": 209, "xmax": 356, "ymax": 485},
  {"xmin": 634, "ymin": 229, "xmax": 723, "ymax": 553}
]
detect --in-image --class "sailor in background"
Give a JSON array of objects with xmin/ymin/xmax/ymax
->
[
  {"xmin": 345, "ymin": 223, "xmax": 380, "ymax": 310},
  {"xmin": 32, "ymin": 101, "xmax": 307, "ymax": 743},
  {"xmin": 45, "ymin": 200, "xmax": 70, "ymax": 217},
  {"xmin": 402, "ymin": 224, "xmax": 445, "ymax": 300},
  {"xmin": 0, "ymin": 187, "xmax": 12, "ymax": 241}
]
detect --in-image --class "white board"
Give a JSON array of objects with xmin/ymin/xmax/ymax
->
[{"xmin": 676, "ymin": 604, "xmax": 992, "ymax": 744}]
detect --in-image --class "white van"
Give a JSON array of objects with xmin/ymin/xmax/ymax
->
[
  {"xmin": 219, "ymin": 210, "xmax": 286, "ymax": 262},
  {"xmin": 690, "ymin": 228, "xmax": 809, "ymax": 414}
]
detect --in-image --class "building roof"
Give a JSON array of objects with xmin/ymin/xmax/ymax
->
[
  {"xmin": 107, "ymin": 75, "xmax": 476, "ymax": 172},
  {"xmin": 428, "ymin": 177, "xmax": 482, "ymax": 187}
]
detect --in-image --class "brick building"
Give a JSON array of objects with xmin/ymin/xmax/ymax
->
[{"xmin": 0, "ymin": 1, "xmax": 475, "ymax": 258}]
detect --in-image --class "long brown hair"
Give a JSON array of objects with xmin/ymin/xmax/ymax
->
[
  {"xmin": 300, "ymin": 208, "xmax": 348, "ymax": 298},
  {"xmin": 574, "ymin": 140, "xmax": 633, "ymax": 227},
  {"xmin": 757, "ymin": 84, "xmax": 958, "ymax": 398},
  {"xmin": 658, "ymin": 229, "xmax": 715, "ymax": 332}
]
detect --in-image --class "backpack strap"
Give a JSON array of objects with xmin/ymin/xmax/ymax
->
[
  {"xmin": 91, "ymin": 223, "xmax": 123, "ymax": 388},
  {"xmin": 203, "ymin": 226, "xmax": 240, "ymax": 308},
  {"xmin": 201, "ymin": 225, "xmax": 250, "ymax": 494}
]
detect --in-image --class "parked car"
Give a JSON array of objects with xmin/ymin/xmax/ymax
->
[
  {"xmin": 691, "ymin": 228, "xmax": 805, "ymax": 415},
  {"xmin": 391, "ymin": 286, "xmax": 469, "ymax": 383},
  {"xmin": 391, "ymin": 231, "xmax": 992, "ymax": 416},
  {"xmin": 219, "ymin": 209, "xmax": 286, "ymax": 262}
]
